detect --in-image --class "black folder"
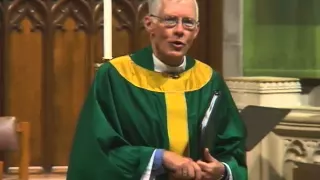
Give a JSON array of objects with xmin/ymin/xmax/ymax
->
[
  {"xmin": 240, "ymin": 105, "xmax": 291, "ymax": 151},
  {"xmin": 199, "ymin": 91, "xmax": 222, "ymax": 160}
]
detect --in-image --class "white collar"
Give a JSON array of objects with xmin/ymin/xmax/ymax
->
[{"xmin": 152, "ymin": 54, "xmax": 186, "ymax": 73}]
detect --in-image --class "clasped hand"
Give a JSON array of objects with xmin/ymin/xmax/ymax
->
[{"xmin": 163, "ymin": 148, "xmax": 225, "ymax": 180}]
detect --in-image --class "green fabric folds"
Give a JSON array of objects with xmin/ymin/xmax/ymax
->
[{"xmin": 66, "ymin": 64, "xmax": 156, "ymax": 180}]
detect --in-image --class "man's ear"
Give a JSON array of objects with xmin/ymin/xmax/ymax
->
[{"xmin": 143, "ymin": 15, "xmax": 154, "ymax": 33}]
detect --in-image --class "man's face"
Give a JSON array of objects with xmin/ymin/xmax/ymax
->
[{"xmin": 145, "ymin": 0, "xmax": 199, "ymax": 62}]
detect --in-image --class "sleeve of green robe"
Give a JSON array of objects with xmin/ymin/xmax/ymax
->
[
  {"xmin": 212, "ymin": 73, "xmax": 248, "ymax": 180},
  {"xmin": 66, "ymin": 64, "xmax": 156, "ymax": 180}
]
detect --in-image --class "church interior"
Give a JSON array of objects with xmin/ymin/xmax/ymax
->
[{"xmin": 1, "ymin": 0, "xmax": 320, "ymax": 179}]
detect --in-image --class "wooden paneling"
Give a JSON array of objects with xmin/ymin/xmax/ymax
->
[
  {"xmin": 111, "ymin": 1, "xmax": 150, "ymax": 56},
  {"xmin": 5, "ymin": 18, "xmax": 43, "ymax": 166},
  {"xmin": 187, "ymin": 0, "xmax": 209, "ymax": 63},
  {"xmin": 0, "ymin": 2, "xmax": 3, "ymax": 116},
  {"xmin": 93, "ymin": 1, "xmax": 104, "ymax": 64},
  {"xmin": 207, "ymin": 0, "xmax": 223, "ymax": 73},
  {"xmin": 0, "ymin": 0, "xmax": 223, "ymax": 175},
  {"xmin": 4, "ymin": 0, "xmax": 46, "ymax": 168},
  {"xmin": 51, "ymin": 1, "xmax": 93, "ymax": 166}
]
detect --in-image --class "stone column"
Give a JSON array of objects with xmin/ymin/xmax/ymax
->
[{"xmin": 223, "ymin": 0, "xmax": 243, "ymax": 77}]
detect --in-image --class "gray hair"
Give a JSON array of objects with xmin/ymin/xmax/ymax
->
[{"xmin": 147, "ymin": 0, "xmax": 199, "ymax": 21}]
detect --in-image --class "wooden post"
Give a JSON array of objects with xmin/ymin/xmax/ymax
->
[
  {"xmin": 0, "ymin": 161, "xmax": 3, "ymax": 179},
  {"xmin": 16, "ymin": 122, "xmax": 30, "ymax": 180}
]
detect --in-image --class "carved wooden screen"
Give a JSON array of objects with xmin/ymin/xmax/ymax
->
[
  {"xmin": 0, "ymin": 0, "xmax": 96, "ymax": 174},
  {"xmin": 0, "ymin": 0, "xmax": 222, "ymax": 175}
]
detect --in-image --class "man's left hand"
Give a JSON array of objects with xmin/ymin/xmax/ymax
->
[{"xmin": 196, "ymin": 148, "xmax": 226, "ymax": 180}]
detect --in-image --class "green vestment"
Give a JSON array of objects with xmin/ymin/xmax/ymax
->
[{"xmin": 66, "ymin": 46, "xmax": 248, "ymax": 180}]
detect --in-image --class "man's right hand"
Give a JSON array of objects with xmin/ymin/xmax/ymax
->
[{"xmin": 162, "ymin": 151, "xmax": 202, "ymax": 180}]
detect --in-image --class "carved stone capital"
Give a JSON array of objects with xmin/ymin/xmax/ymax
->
[
  {"xmin": 225, "ymin": 76, "xmax": 302, "ymax": 107},
  {"xmin": 226, "ymin": 76, "xmax": 301, "ymax": 93},
  {"xmin": 283, "ymin": 138, "xmax": 320, "ymax": 175},
  {"xmin": 283, "ymin": 139, "xmax": 308, "ymax": 164}
]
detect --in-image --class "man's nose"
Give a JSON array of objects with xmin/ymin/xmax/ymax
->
[{"xmin": 173, "ymin": 22, "xmax": 184, "ymax": 36}]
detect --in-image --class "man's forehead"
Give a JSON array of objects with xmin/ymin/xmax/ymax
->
[
  {"xmin": 162, "ymin": 0, "xmax": 194, "ymax": 4},
  {"xmin": 160, "ymin": 0, "xmax": 196, "ymax": 16},
  {"xmin": 148, "ymin": 0, "xmax": 195, "ymax": 7},
  {"xmin": 160, "ymin": 0, "xmax": 196, "ymax": 11}
]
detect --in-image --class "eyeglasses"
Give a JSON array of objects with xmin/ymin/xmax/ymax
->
[{"xmin": 149, "ymin": 14, "xmax": 199, "ymax": 30}]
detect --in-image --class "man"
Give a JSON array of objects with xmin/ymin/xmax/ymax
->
[{"xmin": 66, "ymin": 0, "xmax": 247, "ymax": 180}]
